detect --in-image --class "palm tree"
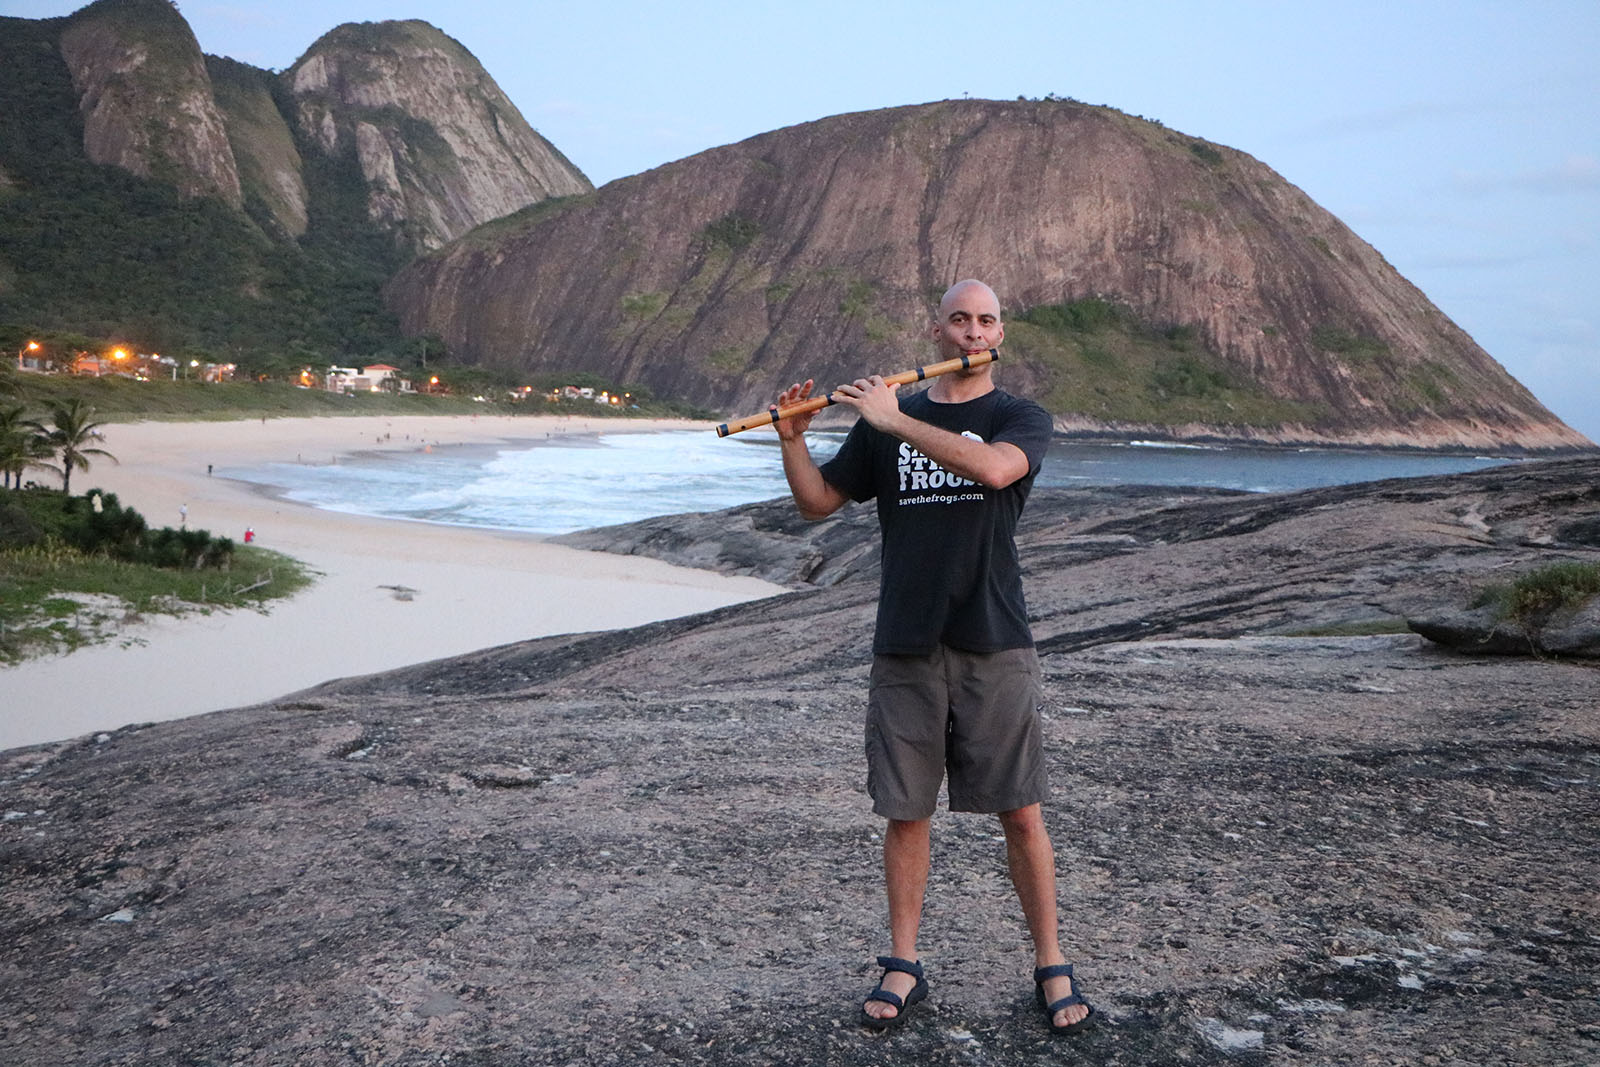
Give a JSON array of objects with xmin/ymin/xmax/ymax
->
[
  {"xmin": 37, "ymin": 398, "xmax": 117, "ymax": 495},
  {"xmin": 0, "ymin": 403, "xmax": 53, "ymax": 490}
]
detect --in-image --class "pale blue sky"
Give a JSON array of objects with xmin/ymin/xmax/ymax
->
[{"xmin": 7, "ymin": 0, "xmax": 1597, "ymax": 443}]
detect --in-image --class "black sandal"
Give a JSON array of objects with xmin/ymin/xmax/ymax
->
[
  {"xmin": 1034, "ymin": 963, "xmax": 1095, "ymax": 1035},
  {"xmin": 860, "ymin": 955, "xmax": 928, "ymax": 1030}
]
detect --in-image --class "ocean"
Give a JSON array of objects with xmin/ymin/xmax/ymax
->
[{"xmin": 223, "ymin": 429, "xmax": 1518, "ymax": 537}]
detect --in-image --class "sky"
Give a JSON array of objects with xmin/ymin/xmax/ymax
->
[{"xmin": 6, "ymin": 0, "xmax": 1597, "ymax": 443}]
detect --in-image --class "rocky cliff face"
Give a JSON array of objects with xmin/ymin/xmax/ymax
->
[
  {"xmin": 283, "ymin": 20, "xmax": 592, "ymax": 251},
  {"xmin": 387, "ymin": 100, "xmax": 1590, "ymax": 452},
  {"xmin": 40, "ymin": 3, "xmax": 587, "ymax": 253},
  {"xmin": 58, "ymin": 0, "xmax": 242, "ymax": 208},
  {"xmin": 207, "ymin": 56, "xmax": 308, "ymax": 238}
]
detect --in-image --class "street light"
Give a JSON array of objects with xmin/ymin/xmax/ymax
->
[{"xmin": 16, "ymin": 340, "xmax": 39, "ymax": 370}]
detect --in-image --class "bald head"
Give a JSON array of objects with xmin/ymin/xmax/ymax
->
[{"xmin": 939, "ymin": 279, "xmax": 1001, "ymax": 319}]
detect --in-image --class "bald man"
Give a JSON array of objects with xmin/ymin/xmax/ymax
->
[{"xmin": 775, "ymin": 280, "xmax": 1094, "ymax": 1035}]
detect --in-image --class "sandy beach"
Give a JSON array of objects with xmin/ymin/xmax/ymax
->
[{"xmin": 0, "ymin": 414, "xmax": 786, "ymax": 751}]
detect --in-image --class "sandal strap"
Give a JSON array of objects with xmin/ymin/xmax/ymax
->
[
  {"xmin": 1033, "ymin": 962, "xmax": 1075, "ymax": 984},
  {"xmin": 876, "ymin": 955, "xmax": 924, "ymax": 979},
  {"xmin": 1035, "ymin": 963, "xmax": 1089, "ymax": 1012},
  {"xmin": 864, "ymin": 989, "xmax": 906, "ymax": 1009},
  {"xmin": 1046, "ymin": 990, "xmax": 1089, "ymax": 1013}
]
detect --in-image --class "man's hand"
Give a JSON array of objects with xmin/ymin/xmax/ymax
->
[
  {"xmin": 832, "ymin": 375, "xmax": 1032, "ymax": 489},
  {"xmin": 774, "ymin": 378, "xmax": 850, "ymax": 519},
  {"xmin": 831, "ymin": 375, "xmax": 902, "ymax": 432},
  {"xmin": 773, "ymin": 379, "xmax": 821, "ymax": 442}
]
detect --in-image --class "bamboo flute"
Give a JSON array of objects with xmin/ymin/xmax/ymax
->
[{"xmin": 714, "ymin": 349, "xmax": 999, "ymax": 437}]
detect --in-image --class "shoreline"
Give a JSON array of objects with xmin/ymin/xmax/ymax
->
[{"xmin": 0, "ymin": 414, "xmax": 788, "ymax": 752}]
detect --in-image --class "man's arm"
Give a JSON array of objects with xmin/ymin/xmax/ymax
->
[
  {"xmin": 833, "ymin": 376, "xmax": 1031, "ymax": 489},
  {"xmin": 774, "ymin": 379, "xmax": 852, "ymax": 520}
]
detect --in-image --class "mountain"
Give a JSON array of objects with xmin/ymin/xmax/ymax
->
[
  {"xmin": 386, "ymin": 99, "xmax": 1589, "ymax": 452},
  {"xmin": 283, "ymin": 20, "xmax": 591, "ymax": 252},
  {"xmin": 0, "ymin": 0, "xmax": 589, "ymax": 366},
  {"xmin": 57, "ymin": 0, "xmax": 242, "ymax": 207}
]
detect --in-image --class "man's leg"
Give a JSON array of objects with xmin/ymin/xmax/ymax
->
[
  {"xmin": 864, "ymin": 816, "xmax": 931, "ymax": 1022},
  {"xmin": 998, "ymin": 803, "xmax": 1088, "ymax": 1029}
]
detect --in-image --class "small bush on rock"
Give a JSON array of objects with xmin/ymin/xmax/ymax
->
[{"xmin": 1473, "ymin": 561, "xmax": 1600, "ymax": 628}]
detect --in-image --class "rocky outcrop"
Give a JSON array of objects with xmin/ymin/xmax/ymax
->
[
  {"xmin": 388, "ymin": 100, "xmax": 1591, "ymax": 453},
  {"xmin": 59, "ymin": 0, "xmax": 241, "ymax": 207},
  {"xmin": 58, "ymin": 0, "xmax": 242, "ymax": 207},
  {"xmin": 555, "ymin": 459, "xmax": 1600, "ymax": 654},
  {"xmin": 1409, "ymin": 596, "xmax": 1600, "ymax": 658},
  {"xmin": 4, "ymin": 459, "xmax": 1598, "ymax": 1065},
  {"xmin": 283, "ymin": 20, "xmax": 591, "ymax": 251},
  {"xmin": 29, "ymin": 4, "xmax": 588, "ymax": 253},
  {"xmin": 551, "ymin": 483, "xmax": 1246, "ymax": 589},
  {"xmin": 207, "ymin": 56, "xmax": 308, "ymax": 238}
]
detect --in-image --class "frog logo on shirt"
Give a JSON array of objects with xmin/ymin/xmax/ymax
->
[{"xmin": 897, "ymin": 438, "xmax": 979, "ymax": 493}]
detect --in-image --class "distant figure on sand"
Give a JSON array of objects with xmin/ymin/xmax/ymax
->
[
  {"xmin": 179, "ymin": 503, "xmax": 188, "ymax": 529},
  {"xmin": 243, "ymin": 527, "xmax": 254, "ymax": 544},
  {"xmin": 773, "ymin": 279, "xmax": 1095, "ymax": 1035}
]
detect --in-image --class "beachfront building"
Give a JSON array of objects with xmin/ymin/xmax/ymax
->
[
  {"xmin": 363, "ymin": 364, "xmax": 415, "ymax": 393},
  {"xmin": 71, "ymin": 354, "xmax": 110, "ymax": 377},
  {"xmin": 16, "ymin": 341, "xmax": 55, "ymax": 373},
  {"xmin": 325, "ymin": 366, "xmax": 367, "ymax": 393},
  {"xmin": 325, "ymin": 364, "xmax": 415, "ymax": 394}
]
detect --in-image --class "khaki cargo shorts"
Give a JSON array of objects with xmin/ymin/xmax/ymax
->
[{"xmin": 865, "ymin": 644, "xmax": 1047, "ymax": 820}]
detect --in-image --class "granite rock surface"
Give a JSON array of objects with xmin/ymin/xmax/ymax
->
[
  {"xmin": 387, "ymin": 99, "xmax": 1593, "ymax": 452},
  {"xmin": 3, "ymin": 459, "xmax": 1598, "ymax": 1066}
]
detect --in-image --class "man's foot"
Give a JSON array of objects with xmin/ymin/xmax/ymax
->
[
  {"xmin": 861, "ymin": 956, "xmax": 928, "ymax": 1030},
  {"xmin": 1034, "ymin": 963, "xmax": 1095, "ymax": 1034},
  {"xmin": 863, "ymin": 969, "xmax": 917, "ymax": 1022}
]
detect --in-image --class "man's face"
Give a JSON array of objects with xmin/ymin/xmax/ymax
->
[{"xmin": 932, "ymin": 285, "xmax": 1005, "ymax": 359}]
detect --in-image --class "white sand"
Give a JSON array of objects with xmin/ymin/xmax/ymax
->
[{"xmin": 0, "ymin": 414, "xmax": 787, "ymax": 751}]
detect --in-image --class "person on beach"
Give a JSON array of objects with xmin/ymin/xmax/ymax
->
[{"xmin": 773, "ymin": 279, "xmax": 1094, "ymax": 1035}]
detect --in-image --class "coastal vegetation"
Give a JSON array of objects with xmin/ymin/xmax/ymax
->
[
  {"xmin": 0, "ymin": 353, "xmax": 712, "ymax": 424},
  {"xmin": 0, "ymin": 387, "xmax": 314, "ymax": 665},
  {"xmin": 30, "ymin": 397, "xmax": 113, "ymax": 495},
  {"xmin": 0, "ymin": 488, "xmax": 312, "ymax": 665},
  {"xmin": 1473, "ymin": 560, "xmax": 1600, "ymax": 630},
  {"xmin": 1006, "ymin": 298, "xmax": 1326, "ymax": 427}
]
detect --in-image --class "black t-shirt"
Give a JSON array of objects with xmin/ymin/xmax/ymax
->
[{"xmin": 818, "ymin": 387, "xmax": 1053, "ymax": 655}]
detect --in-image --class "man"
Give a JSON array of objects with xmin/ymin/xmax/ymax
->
[{"xmin": 774, "ymin": 279, "xmax": 1094, "ymax": 1034}]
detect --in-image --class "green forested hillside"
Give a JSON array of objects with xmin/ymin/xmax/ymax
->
[{"xmin": 0, "ymin": 15, "xmax": 412, "ymax": 377}]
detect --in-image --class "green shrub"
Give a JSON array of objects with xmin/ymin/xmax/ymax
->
[
  {"xmin": 620, "ymin": 291, "xmax": 667, "ymax": 319},
  {"xmin": 1017, "ymin": 298, "xmax": 1124, "ymax": 334},
  {"xmin": 1472, "ymin": 561, "xmax": 1600, "ymax": 627},
  {"xmin": 1311, "ymin": 325, "xmax": 1390, "ymax": 357},
  {"xmin": 699, "ymin": 212, "xmax": 761, "ymax": 251},
  {"xmin": 840, "ymin": 279, "xmax": 875, "ymax": 318},
  {"xmin": 1150, "ymin": 356, "xmax": 1230, "ymax": 399},
  {"xmin": 6, "ymin": 487, "xmax": 231, "ymax": 569},
  {"xmin": 0, "ymin": 498, "xmax": 43, "ymax": 548}
]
